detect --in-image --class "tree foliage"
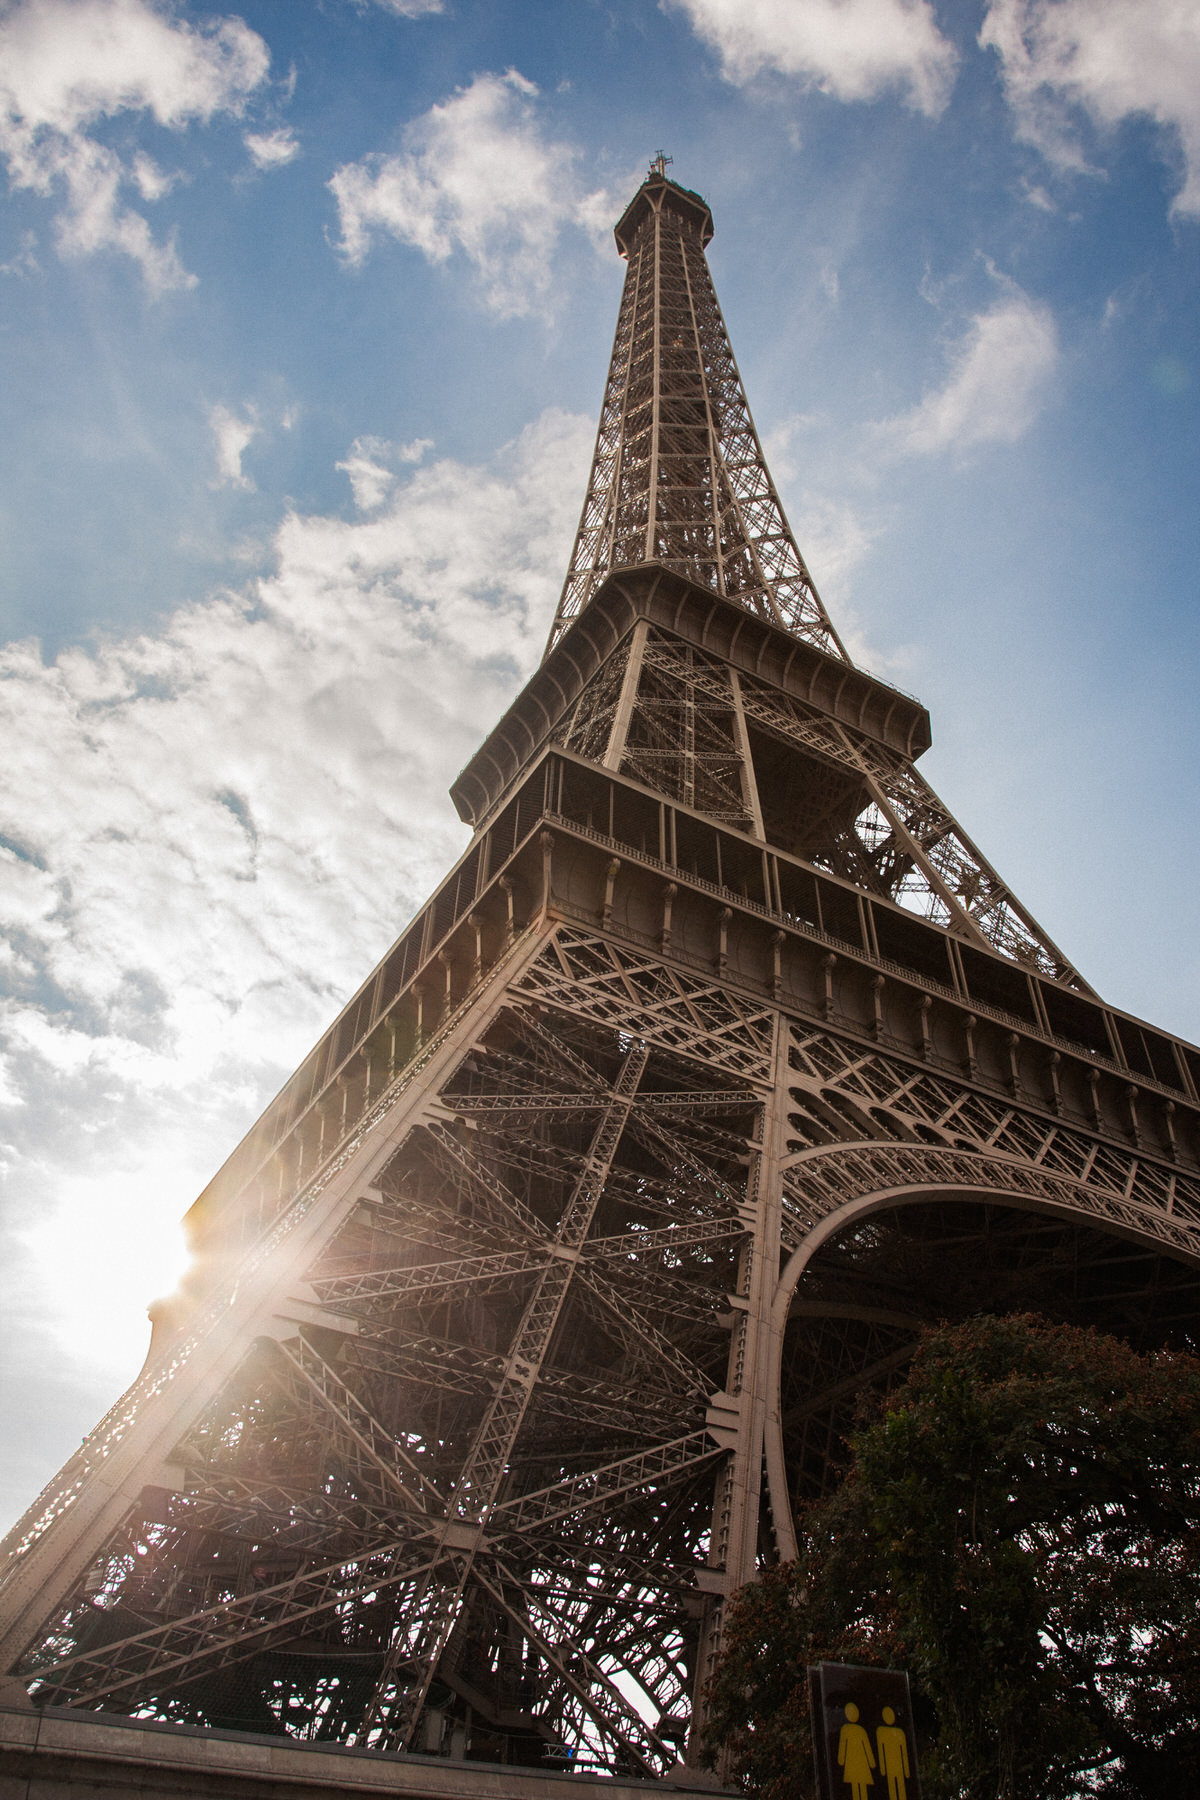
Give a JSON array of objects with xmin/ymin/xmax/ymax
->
[{"xmin": 704, "ymin": 1314, "xmax": 1200, "ymax": 1799}]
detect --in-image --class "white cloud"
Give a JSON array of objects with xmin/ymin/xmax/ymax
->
[
  {"xmin": 338, "ymin": 441, "xmax": 394, "ymax": 511},
  {"xmin": 0, "ymin": 227, "xmax": 40, "ymax": 276},
  {"xmin": 671, "ymin": 0, "xmax": 958, "ymax": 115},
  {"xmin": 336, "ymin": 437, "xmax": 433, "ymax": 511},
  {"xmin": 878, "ymin": 287, "xmax": 1059, "ymax": 455},
  {"xmin": 0, "ymin": 406, "xmax": 592, "ymax": 1494},
  {"xmin": 329, "ymin": 70, "xmax": 610, "ymax": 316},
  {"xmin": 337, "ymin": 435, "xmax": 435, "ymax": 510},
  {"xmin": 794, "ymin": 492, "xmax": 900, "ymax": 674},
  {"xmin": 794, "ymin": 492, "xmax": 879, "ymax": 594},
  {"xmin": 243, "ymin": 125, "xmax": 300, "ymax": 170},
  {"xmin": 363, "ymin": 0, "xmax": 444, "ymax": 14},
  {"xmin": 1021, "ymin": 179, "xmax": 1057, "ymax": 212},
  {"xmin": 130, "ymin": 148, "xmax": 175, "ymax": 200},
  {"xmin": 209, "ymin": 403, "xmax": 260, "ymax": 489},
  {"xmin": 982, "ymin": 0, "xmax": 1200, "ymax": 217},
  {"xmin": 0, "ymin": 0, "xmax": 271, "ymax": 291}
]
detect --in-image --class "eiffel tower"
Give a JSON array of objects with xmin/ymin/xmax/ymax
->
[{"xmin": 3, "ymin": 162, "xmax": 1200, "ymax": 1791}]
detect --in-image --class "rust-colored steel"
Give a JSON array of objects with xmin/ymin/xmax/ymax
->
[{"xmin": 3, "ymin": 166, "xmax": 1199, "ymax": 1783}]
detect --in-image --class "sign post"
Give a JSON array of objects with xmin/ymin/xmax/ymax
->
[{"xmin": 808, "ymin": 1662, "xmax": 922, "ymax": 1800}]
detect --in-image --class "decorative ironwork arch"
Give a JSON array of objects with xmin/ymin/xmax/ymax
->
[{"xmin": 765, "ymin": 1140, "xmax": 1200, "ymax": 1557}]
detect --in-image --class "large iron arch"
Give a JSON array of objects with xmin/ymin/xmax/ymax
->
[{"xmin": 764, "ymin": 1142, "xmax": 1200, "ymax": 1560}]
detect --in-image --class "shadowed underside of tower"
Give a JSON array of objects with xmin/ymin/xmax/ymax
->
[{"xmin": 3, "ymin": 166, "xmax": 1200, "ymax": 1785}]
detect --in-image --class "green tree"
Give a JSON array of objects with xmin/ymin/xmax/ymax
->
[{"xmin": 704, "ymin": 1314, "xmax": 1200, "ymax": 1800}]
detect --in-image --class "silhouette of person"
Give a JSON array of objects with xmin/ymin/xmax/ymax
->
[
  {"xmin": 837, "ymin": 1701, "xmax": 876, "ymax": 1797},
  {"xmin": 876, "ymin": 1705, "xmax": 910, "ymax": 1800}
]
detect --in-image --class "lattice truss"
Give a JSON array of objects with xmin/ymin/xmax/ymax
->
[
  {"xmin": 5, "ymin": 921, "xmax": 1196, "ymax": 1772},
  {"xmin": 547, "ymin": 177, "xmax": 845, "ymax": 659},
  {"xmin": 6, "ymin": 154, "xmax": 1187, "ymax": 1796},
  {"xmin": 780, "ymin": 1026, "xmax": 1200, "ymax": 1248},
  {"xmin": 619, "ymin": 635, "xmax": 755, "ymax": 830},
  {"xmin": 555, "ymin": 624, "xmax": 1082, "ymax": 985},
  {"xmin": 16, "ymin": 995, "xmax": 760, "ymax": 1776},
  {"xmin": 555, "ymin": 632, "xmax": 756, "ymax": 832},
  {"xmin": 552, "ymin": 637, "xmax": 631, "ymax": 765}
]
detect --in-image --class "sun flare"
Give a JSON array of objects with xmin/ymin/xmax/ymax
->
[{"xmin": 25, "ymin": 1171, "xmax": 194, "ymax": 1383}]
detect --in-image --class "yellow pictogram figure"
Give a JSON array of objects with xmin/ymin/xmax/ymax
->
[
  {"xmin": 876, "ymin": 1705, "xmax": 911, "ymax": 1800},
  {"xmin": 837, "ymin": 1701, "xmax": 876, "ymax": 1797}
]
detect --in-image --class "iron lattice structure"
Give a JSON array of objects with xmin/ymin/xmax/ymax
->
[
  {"xmin": 549, "ymin": 172, "xmax": 846, "ymax": 659},
  {"xmin": 3, "ymin": 166, "xmax": 1200, "ymax": 1778}
]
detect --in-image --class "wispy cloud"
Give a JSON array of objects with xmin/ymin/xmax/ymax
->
[
  {"xmin": 328, "ymin": 70, "xmax": 612, "ymax": 316},
  {"xmin": 670, "ymin": 0, "xmax": 958, "ymax": 116},
  {"xmin": 982, "ymin": 0, "xmax": 1200, "ymax": 217},
  {"xmin": 243, "ymin": 125, "xmax": 300, "ymax": 170},
  {"xmin": 0, "ymin": 0, "xmax": 271, "ymax": 291},
  {"xmin": 336, "ymin": 434, "xmax": 433, "ymax": 510},
  {"xmin": 0, "ymin": 406, "xmax": 592, "ymax": 1512},
  {"xmin": 359, "ymin": 0, "xmax": 444, "ymax": 15},
  {"xmin": 877, "ymin": 285, "xmax": 1059, "ymax": 455},
  {"xmin": 0, "ymin": 227, "xmax": 40, "ymax": 277},
  {"xmin": 209, "ymin": 403, "xmax": 261, "ymax": 489},
  {"xmin": 758, "ymin": 279, "xmax": 1059, "ymax": 669}
]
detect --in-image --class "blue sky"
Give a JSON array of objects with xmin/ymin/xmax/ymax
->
[{"xmin": 0, "ymin": 0, "xmax": 1197, "ymax": 1531}]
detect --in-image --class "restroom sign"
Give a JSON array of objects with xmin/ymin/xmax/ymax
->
[{"xmin": 808, "ymin": 1662, "xmax": 922, "ymax": 1800}]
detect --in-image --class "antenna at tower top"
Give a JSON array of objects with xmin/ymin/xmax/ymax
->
[{"xmin": 649, "ymin": 150, "xmax": 673, "ymax": 178}]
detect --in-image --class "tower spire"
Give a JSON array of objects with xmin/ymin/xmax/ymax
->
[{"xmin": 546, "ymin": 169, "xmax": 848, "ymax": 660}]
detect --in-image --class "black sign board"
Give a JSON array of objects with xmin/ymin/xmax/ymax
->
[{"xmin": 808, "ymin": 1662, "xmax": 921, "ymax": 1800}]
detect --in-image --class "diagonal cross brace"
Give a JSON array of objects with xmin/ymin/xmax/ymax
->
[
  {"xmin": 490, "ymin": 1429, "xmax": 722, "ymax": 1536},
  {"xmin": 312, "ymin": 1246, "xmax": 550, "ymax": 1308},
  {"xmin": 583, "ymin": 1215, "xmax": 747, "ymax": 1261},
  {"xmin": 574, "ymin": 1263, "xmax": 709, "ymax": 1393},
  {"xmin": 25, "ymin": 1536, "xmax": 442, "ymax": 1706},
  {"xmin": 474, "ymin": 1557, "xmax": 672, "ymax": 1777},
  {"xmin": 359, "ymin": 1039, "xmax": 650, "ymax": 1750},
  {"xmin": 272, "ymin": 1336, "xmax": 443, "ymax": 1517},
  {"xmin": 420, "ymin": 1119, "xmax": 547, "ymax": 1241}
]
